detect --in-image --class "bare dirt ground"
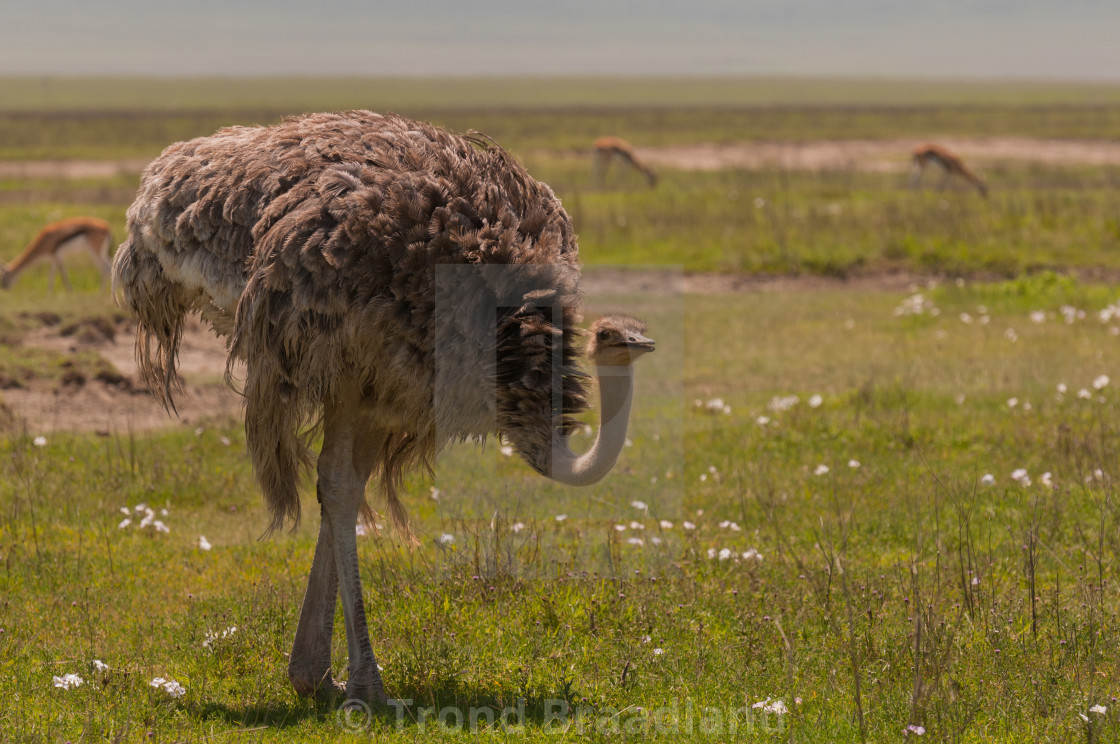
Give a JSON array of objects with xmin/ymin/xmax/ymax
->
[
  {"xmin": 4, "ymin": 137, "xmax": 1120, "ymax": 183},
  {"xmin": 0, "ymin": 158, "xmax": 152, "ymax": 180},
  {"xmin": 583, "ymin": 137, "xmax": 1120, "ymax": 172},
  {"xmin": 3, "ymin": 317, "xmax": 243, "ymax": 435}
]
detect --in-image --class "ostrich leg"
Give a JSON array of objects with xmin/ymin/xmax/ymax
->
[
  {"xmin": 289, "ymin": 382, "xmax": 388, "ymax": 703},
  {"xmin": 288, "ymin": 518, "xmax": 342, "ymax": 697}
]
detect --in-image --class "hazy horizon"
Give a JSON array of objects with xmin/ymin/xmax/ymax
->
[{"xmin": 4, "ymin": 1, "xmax": 1120, "ymax": 82}]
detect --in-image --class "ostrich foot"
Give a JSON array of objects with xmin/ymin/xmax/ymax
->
[
  {"xmin": 344, "ymin": 660, "xmax": 388, "ymax": 705},
  {"xmin": 289, "ymin": 667, "xmax": 346, "ymax": 700}
]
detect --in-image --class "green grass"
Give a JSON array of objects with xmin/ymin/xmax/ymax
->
[
  {"xmin": 3, "ymin": 279, "xmax": 1120, "ymax": 742},
  {"xmin": 2, "ymin": 88, "xmax": 1120, "ymax": 740},
  {"xmin": 4, "ymin": 105, "xmax": 1120, "ymax": 162},
  {"xmin": 5, "ymin": 165, "xmax": 1120, "ymax": 283}
]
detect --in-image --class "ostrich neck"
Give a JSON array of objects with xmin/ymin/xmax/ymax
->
[{"xmin": 549, "ymin": 363, "xmax": 634, "ymax": 486}]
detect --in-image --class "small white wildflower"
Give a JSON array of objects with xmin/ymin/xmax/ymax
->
[
  {"xmin": 1005, "ymin": 328, "xmax": 1019, "ymax": 343},
  {"xmin": 1090, "ymin": 704, "xmax": 1108, "ymax": 715},
  {"xmin": 219, "ymin": 436, "xmax": 231, "ymax": 447},
  {"xmin": 194, "ymin": 426, "xmax": 204, "ymax": 436},
  {"xmin": 756, "ymin": 415, "xmax": 771, "ymax": 426},
  {"xmin": 808, "ymin": 394, "xmax": 823, "ymax": 408},
  {"xmin": 355, "ymin": 523, "xmax": 368, "ymax": 537},
  {"xmin": 52, "ymin": 673, "xmax": 83, "ymax": 690},
  {"xmin": 659, "ymin": 520, "xmax": 673, "ymax": 529},
  {"xmin": 139, "ymin": 510, "xmax": 154, "ymax": 529},
  {"xmin": 1078, "ymin": 388, "xmax": 1092, "ymax": 399},
  {"xmin": 624, "ymin": 437, "xmax": 633, "ymax": 447},
  {"xmin": 650, "ymin": 536, "xmax": 662, "ymax": 545},
  {"xmin": 499, "ymin": 445, "xmax": 513, "ymax": 457},
  {"xmin": 630, "ymin": 500, "xmax": 647, "ymax": 511},
  {"xmin": 510, "ymin": 522, "xmax": 526, "ymax": 533},
  {"xmin": 438, "ymin": 533, "xmax": 455, "ymax": 545},
  {"xmin": 119, "ymin": 506, "xmax": 130, "ymax": 515},
  {"xmin": 769, "ymin": 395, "xmax": 800, "ymax": 412},
  {"xmin": 614, "ymin": 524, "xmax": 627, "ymax": 532},
  {"xmin": 1029, "ymin": 311, "xmax": 1046, "ymax": 324},
  {"xmin": 752, "ymin": 698, "xmax": 788, "ymax": 715},
  {"xmin": 1011, "ymin": 468, "xmax": 1031, "ymax": 487},
  {"xmin": 1057, "ymin": 383, "xmax": 1067, "ymax": 393},
  {"xmin": 153, "ymin": 520, "xmax": 170, "ymax": 534},
  {"xmin": 429, "ymin": 487, "xmax": 441, "ymax": 501},
  {"xmin": 652, "ymin": 647, "xmax": 664, "ymax": 655},
  {"xmin": 198, "ymin": 535, "xmax": 212, "ymax": 550},
  {"xmin": 699, "ymin": 473, "xmax": 708, "ymax": 482},
  {"xmin": 202, "ymin": 626, "xmax": 237, "ymax": 649},
  {"xmin": 162, "ymin": 680, "xmax": 186, "ymax": 698},
  {"xmin": 1040, "ymin": 472, "xmax": 1054, "ymax": 489},
  {"xmin": 959, "ymin": 312, "xmax": 973, "ymax": 324},
  {"xmin": 641, "ymin": 635, "xmax": 651, "ymax": 643},
  {"xmin": 33, "ymin": 436, "xmax": 47, "ymax": 447},
  {"xmin": 971, "ymin": 576, "xmax": 980, "ymax": 586},
  {"xmin": 682, "ymin": 521, "xmax": 696, "ymax": 530},
  {"xmin": 626, "ymin": 537, "xmax": 644, "ymax": 546},
  {"xmin": 707, "ymin": 548, "xmax": 717, "ymax": 559},
  {"xmin": 1093, "ymin": 375, "xmax": 1110, "ymax": 390},
  {"xmin": 980, "ymin": 473, "xmax": 995, "ymax": 486},
  {"xmin": 848, "ymin": 459, "xmax": 861, "ymax": 469},
  {"xmin": 742, "ymin": 548, "xmax": 762, "ymax": 560},
  {"xmin": 92, "ymin": 660, "xmax": 109, "ymax": 673},
  {"xmin": 629, "ymin": 521, "xmax": 645, "ymax": 530},
  {"xmin": 728, "ymin": 522, "xmax": 741, "ymax": 531},
  {"xmin": 718, "ymin": 548, "xmax": 732, "ymax": 561},
  {"xmin": 117, "ymin": 518, "xmax": 132, "ymax": 529},
  {"xmin": 906, "ymin": 724, "xmax": 926, "ymax": 736},
  {"xmin": 1007, "ymin": 397, "xmax": 1018, "ymax": 408},
  {"xmin": 555, "ymin": 514, "xmax": 567, "ymax": 522},
  {"xmin": 814, "ymin": 464, "xmax": 829, "ymax": 476}
]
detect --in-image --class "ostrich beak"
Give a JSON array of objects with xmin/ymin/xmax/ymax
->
[{"xmin": 622, "ymin": 331, "xmax": 655, "ymax": 354}]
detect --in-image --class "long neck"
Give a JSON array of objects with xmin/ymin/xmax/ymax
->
[{"xmin": 548, "ymin": 363, "xmax": 635, "ymax": 486}]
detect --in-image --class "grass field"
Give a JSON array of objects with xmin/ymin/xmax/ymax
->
[{"xmin": 1, "ymin": 77, "xmax": 1120, "ymax": 742}]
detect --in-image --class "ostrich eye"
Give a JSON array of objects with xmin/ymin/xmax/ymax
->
[{"xmin": 596, "ymin": 330, "xmax": 611, "ymax": 341}]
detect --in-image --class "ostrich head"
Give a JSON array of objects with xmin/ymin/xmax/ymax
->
[
  {"xmin": 498, "ymin": 306, "xmax": 654, "ymax": 488},
  {"xmin": 586, "ymin": 314, "xmax": 656, "ymax": 367}
]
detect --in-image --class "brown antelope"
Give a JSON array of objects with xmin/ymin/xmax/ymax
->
[
  {"xmin": 911, "ymin": 143, "xmax": 988, "ymax": 197},
  {"xmin": 1, "ymin": 216, "xmax": 113, "ymax": 290},
  {"xmin": 592, "ymin": 136, "xmax": 658, "ymax": 188}
]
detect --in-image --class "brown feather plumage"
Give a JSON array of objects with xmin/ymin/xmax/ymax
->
[{"xmin": 113, "ymin": 111, "xmax": 589, "ymax": 535}]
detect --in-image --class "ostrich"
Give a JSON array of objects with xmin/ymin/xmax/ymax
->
[
  {"xmin": 592, "ymin": 136, "xmax": 658, "ymax": 188},
  {"xmin": 911, "ymin": 143, "xmax": 988, "ymax": 197},
  {"xmin": 111, "ymin": 110, "xmax": 655, "ymax": 704}
]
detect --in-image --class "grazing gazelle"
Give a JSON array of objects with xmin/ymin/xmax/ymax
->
[
  {"xmin": 592, "ymin": 136, "xmax": 658, "ymax": 188},
  {"xmin": 910, "ymin": 143, "xmax": 988, "ymax": 197},
  {"xmin": 1, "ymin": 216, "xmax": 114, "ymax": 290}
]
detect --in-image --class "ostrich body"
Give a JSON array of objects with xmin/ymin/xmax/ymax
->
[{"xmin": 112, "ymin": 111, "xmax": 654, "ymax": 703}]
